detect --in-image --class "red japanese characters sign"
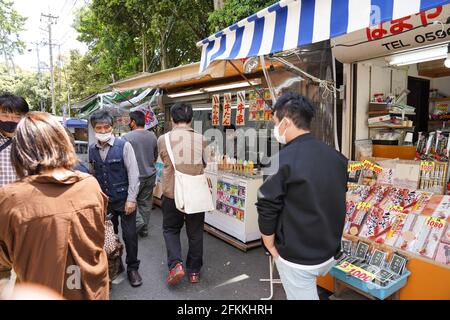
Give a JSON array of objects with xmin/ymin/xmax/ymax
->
[
  {"xmin": 212, "ymin": 94, "xmax": 220, "ymax": 126},
  {"xmin": 235, "ymin": 91, "xmax": 246, "ymax": 126},
  {"xmin": 222, "ymin": 93, "xmax": 232, "ymax": 126},
  {"xmin": 333, "ymin": 5, "xmax": 450, "ymax": 63}
]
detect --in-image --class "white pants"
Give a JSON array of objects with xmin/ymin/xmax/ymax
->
[{"xmin": 275, "ymin": 258, "xmax": 336, "ymax": 300}]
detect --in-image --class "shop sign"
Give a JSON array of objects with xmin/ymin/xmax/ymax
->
[
  {"xmin": 333, "ymin": 5, "xmax": 450, "ymax": 63},
  {"xmin": 426, "ymin": 216, "xmax": 446, "ymax": 229},
  {"xmin": 222, "ymin": 93, "xmax": 232, "ymax": 126},
  {"xmin": 212, "ymin": 94, "xmax": 220, "ymax": 126},
  {"xmin": 236, "ymin": 91, "xmax": 246, "ymax": 126}
]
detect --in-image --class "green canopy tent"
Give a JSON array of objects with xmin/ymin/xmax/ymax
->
[{"xmin": 73, "ymin": 88, "xmax": 160, "ymax": 119}]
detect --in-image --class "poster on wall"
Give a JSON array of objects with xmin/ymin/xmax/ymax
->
[
  {"xmin": 212, "ymin": 94, "xmax": 220, "ymax": 126},
  {"xmin": 255, "ymin": 92, "xmax": 265, "ymax": 121},
  {"xmin": 222, "ymin": 93, "xmax": 232, "ymax": 126},
  {"xmin": 236, "ymin": 91, "xmax": 246, "ymax": 126}
]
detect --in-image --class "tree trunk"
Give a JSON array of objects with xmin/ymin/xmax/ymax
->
[
  {"xmin": 160, "ymin": 33, "xmax": 167, "ymax": 70},
  {"xmin": 142, "ymin": 30, "xmax": 147, "ymax": 72},
  {"xmin": 214, "ymin": 0, "xmax": 225, "ymax": 10}
]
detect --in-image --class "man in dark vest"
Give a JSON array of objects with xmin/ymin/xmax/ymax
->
[{"xmin": 89, "ymin": 110, "xmax": 142, "ymax": 287}]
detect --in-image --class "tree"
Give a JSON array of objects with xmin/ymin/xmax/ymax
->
[
  {"xmin": 208, "ymin": 0, "xmax": 276, "ymax": 33},
  {"xmin": 0, "ymin": 63, "xmax": 51, "ymax": 111},
  {"xmin": 0, "ymin": 0, "xmax": 26, "ymax": 74}
]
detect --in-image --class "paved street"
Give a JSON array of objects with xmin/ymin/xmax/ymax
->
[{"xmin": 110, "ymin": 207, "xmax": 331, "ymax": 300}]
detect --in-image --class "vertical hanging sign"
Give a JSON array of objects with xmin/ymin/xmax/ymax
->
[
  {"xmin": 222, "ymin": 93, "xmax": 232, "ymax": 126},
  {"xmin": 236, "ymin": 91, "xmax": 246, "ymax": 126},
  {"xmin": 212, "ymin": 94, "xmax": 220, "ymax": 126}
]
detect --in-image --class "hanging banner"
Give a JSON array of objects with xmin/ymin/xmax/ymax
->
[
  {"xmin": 236, "ymin": 91, "xmax": 246, "ymax": 126},
  {"xmin": 255, "ymin": 91, "xmax": 265, "ymax": 121},
  {"xmin": 212, "ymin": 94, "xmax": 220, "ymax": 126},
  {"xmin": 264, "ymin": 89, "xmax": 273, "ymax": 121},
  {"xmin": 333, "ymin": 5, "xmax": 450, "ymax": 64},
  {"xmin": 131, "ymin": 102, "xmax": 158, "ymax": 129},
  {"xmin": 222, "ymin": 93, "xmax": 232, "ymax": 126},
  {"xmin": 248, "ymin": 91, "xmax": 257, "ymax": 121}
]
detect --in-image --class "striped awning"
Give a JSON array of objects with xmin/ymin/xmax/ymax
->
[{"xmin": 198, "ymin": 0, "xmax": 450, "ymax": 72}]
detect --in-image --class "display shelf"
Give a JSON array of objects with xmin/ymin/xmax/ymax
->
[
  {"xmin": 368, "ymin": 111, "xmax": 416, "ymax": 116},
  {"xmin": 368, "ymin": 125, "xmax": 414, "ymax": 129},
  {"xmin": 430, "ymin": 97, "xmax": 450, "ymax": 102}
]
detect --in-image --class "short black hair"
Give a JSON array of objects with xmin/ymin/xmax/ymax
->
[
  {"xmin": 171, "ymin": 102, "xmax": 193, "ymax": 124},
  {"xmin": 129, "ymin": 111, "xmax": 146, "ymax": 127},
  {"xmin": 90, "ymin": 110, "xmax": 113, "ymax": 127},
  {"xmin": 0, "ymin": 93, "xmax": 29, "ymax": 114},
  {"xmin": 273, "ymin": 92, "xmax": 315, "ymax": 130}
]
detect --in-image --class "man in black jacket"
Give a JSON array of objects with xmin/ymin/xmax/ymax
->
[{"xmin": 256, "ymin": 92, "xmax": 348, "ymax": 300}]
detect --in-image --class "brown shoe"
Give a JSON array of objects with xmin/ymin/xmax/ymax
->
[
  {"xmin": 127, "ymin": 270, "xmax": 143, "ymax": 287},
  {"xmin": 167, "ymin": 262, "xmax": 185, "ymax": 285},
  {"xmin": 189, "ymin": 273, "xmax": 200, "ymax": 284}
]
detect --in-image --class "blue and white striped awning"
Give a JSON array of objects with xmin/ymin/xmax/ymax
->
[{"xmin": 198, "ymin": 0, "xmax": 450, "ymax": 72}]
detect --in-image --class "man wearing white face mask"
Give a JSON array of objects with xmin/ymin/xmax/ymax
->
[
  {"xmin": 89, "ymin": 110, "xmax": 143, "ymax": 287},
  {"xmin": 256, "ymin": 92, "xmax": 348, "ymax": 300}
]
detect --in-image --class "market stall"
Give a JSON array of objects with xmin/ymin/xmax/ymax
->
[
  {"xmin": 194, "ymin": 0, "xmax": 450, "ymax": 299},
  {"xmin": 329, "ymin": 2, "xmax": 450, "ymax": 299}
]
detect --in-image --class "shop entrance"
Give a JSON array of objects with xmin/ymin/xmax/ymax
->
[{"xmin": 407, "ymin": 76, "xmax": 430, "ymax": 135}]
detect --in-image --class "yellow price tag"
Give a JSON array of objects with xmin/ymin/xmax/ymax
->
[
  {"xmin": 420, "ymin": 161, "xmax": 435, "ymax": 172},
  {"xmin": 348, "ymin": 267, "xmax": 377, "ymax": 282},
  {"xmin": 336, "ymin": 261, "xmax": 354, "ymax": 273},
  {"xmin": 357, "ymin": 202, "xmax": 372, "ymax": 210},
  {"xmin": 426, "ymin": 216, "xmax": 445, "ymax": 229}
]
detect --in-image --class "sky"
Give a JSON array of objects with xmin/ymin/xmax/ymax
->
[{"xmin": 12, "ymin": 0, "xmax": 88, "ymax": 71}]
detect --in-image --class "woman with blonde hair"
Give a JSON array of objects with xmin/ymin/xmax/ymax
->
[{"xmin": 0, "ymin": 112, "xmax": 109, "ymax": 300}]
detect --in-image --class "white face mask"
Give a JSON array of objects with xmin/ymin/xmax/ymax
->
[
  {"xmin": 274, "ymin": 118, "xmax": 288, "ymax": 145},
  {"xmin": 96, "ymin": 132, "xmax": 113, "ymax": 142}
]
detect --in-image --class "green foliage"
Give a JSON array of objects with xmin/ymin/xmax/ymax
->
[
  {"xmin": 0, "ymin": 0, "xmax": 26, "ymax": 71},
  {"xmin": 208, "ymin": 0, "xmax": 276, "ymax": 33},
  {"xmin": 0, "ymin": 64, "xmax": 51, "ymax": 111}
]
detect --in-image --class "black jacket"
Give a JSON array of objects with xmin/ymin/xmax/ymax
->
[{"xmin": 256, "ymin": 133, "xmax": 348, "ymax": 266}]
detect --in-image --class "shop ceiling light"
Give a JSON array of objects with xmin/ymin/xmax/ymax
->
[
  {"xmin": 445, "ymin": 45, "xmax": 450, "ymax": 69},
  {"xmin": 203, "ymin": 80, "xmax": 261, "ymax": 93},
  {"xmin": 243, "ymin": 57, "xmax": 259, "ymax": 74},
  {"xmin": 167, "ymin": 90, "xmax": 204, "ymax": 98},
  {"xmin": 388, "ymin": 46, "xmax": 448, "ymax": 66}
]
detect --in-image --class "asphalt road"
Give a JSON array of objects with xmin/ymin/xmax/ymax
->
[{"xmin": 110, "ymin": 207, "xmax": 330, "ymax": 300}]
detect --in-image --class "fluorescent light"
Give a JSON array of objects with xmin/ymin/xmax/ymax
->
[
  {"xmin": 167, "ymin": 90, "xmax": 203, "ymax": 98},
  {"xmin": 203, "ymin": 80, "xmax": 261, "ymax": 93},
  {"xmin": 388, "ymin": 46, "xmax": 448, "ymax": 66}
]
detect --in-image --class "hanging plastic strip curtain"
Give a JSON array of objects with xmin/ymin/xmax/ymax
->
[
  {"xmin": 77, "ymin": 88, "xmax": 159, "ymax": 118},
  {"xmin": 197, "ymin": 0, "xmax": 450, "ymax": 72}
]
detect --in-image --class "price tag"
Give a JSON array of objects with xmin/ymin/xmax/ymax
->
[
  {"xmin": 348, "ymin": 267, "xmax": 376, "ymax": 283},
  {"xmin": 348, "ymin": 162, "xmax": 363, "ymax": 172},
  {"xmin": 336, "ymin": 261, "xmax": 354, "ymax": 273},
  {"xmin": 357, "ymin": 202, "xmax": 372, "ymax": 210},
  {"xmin": 426, "ymin": 216, "xmax": 445, "ymax": 229},
  {"xmin": 362, "ymin": 160, "xmax": 383, "ymax": 174},
  {"xmin": 389, "ymin": 205, "xmax": 404, "ymax": 213},
  {"xmin": 420, "ymin": 161, "xmax": 435, "ymax": 172}
]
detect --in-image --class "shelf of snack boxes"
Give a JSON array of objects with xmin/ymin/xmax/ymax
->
[{"xmin": 317, "ymin": 156, "xmax": 450, "ymax": 299}]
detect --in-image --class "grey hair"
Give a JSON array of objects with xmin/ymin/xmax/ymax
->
[{"xmin": 90, "ymin": 109, "xmax": 113, "ymax": 127}]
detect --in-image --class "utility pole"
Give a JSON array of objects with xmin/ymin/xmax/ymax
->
[
  {"xmin": 31, "ymin": 42, "xmax": 44, "ymax": 111},
  {"xmin": 41, "ymin": 13, "xmax": 58, "ymax": 115}
]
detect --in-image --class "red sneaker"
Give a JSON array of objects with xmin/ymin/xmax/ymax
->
[{"xmin": 167, "ymin": 262, "xmax": 185, "ymax": 285}]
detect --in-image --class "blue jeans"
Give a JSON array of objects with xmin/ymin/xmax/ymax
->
[{"xmin": 275, "ymin": 257, "xmax": 336, "ymax": 300}]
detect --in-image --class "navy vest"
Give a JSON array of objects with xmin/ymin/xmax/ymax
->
[{"xmin": 89, "ymin": 138, "xmax": 129, "ymax": 203}]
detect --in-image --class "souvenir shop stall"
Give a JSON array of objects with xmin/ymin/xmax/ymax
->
[
  {"xmin": 108, "ymin": 40, "xmax": 338, "ymax": 250},
  {"xmin": 330, "ymin": 2, "xmax": 450, "ymax": 299}
]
